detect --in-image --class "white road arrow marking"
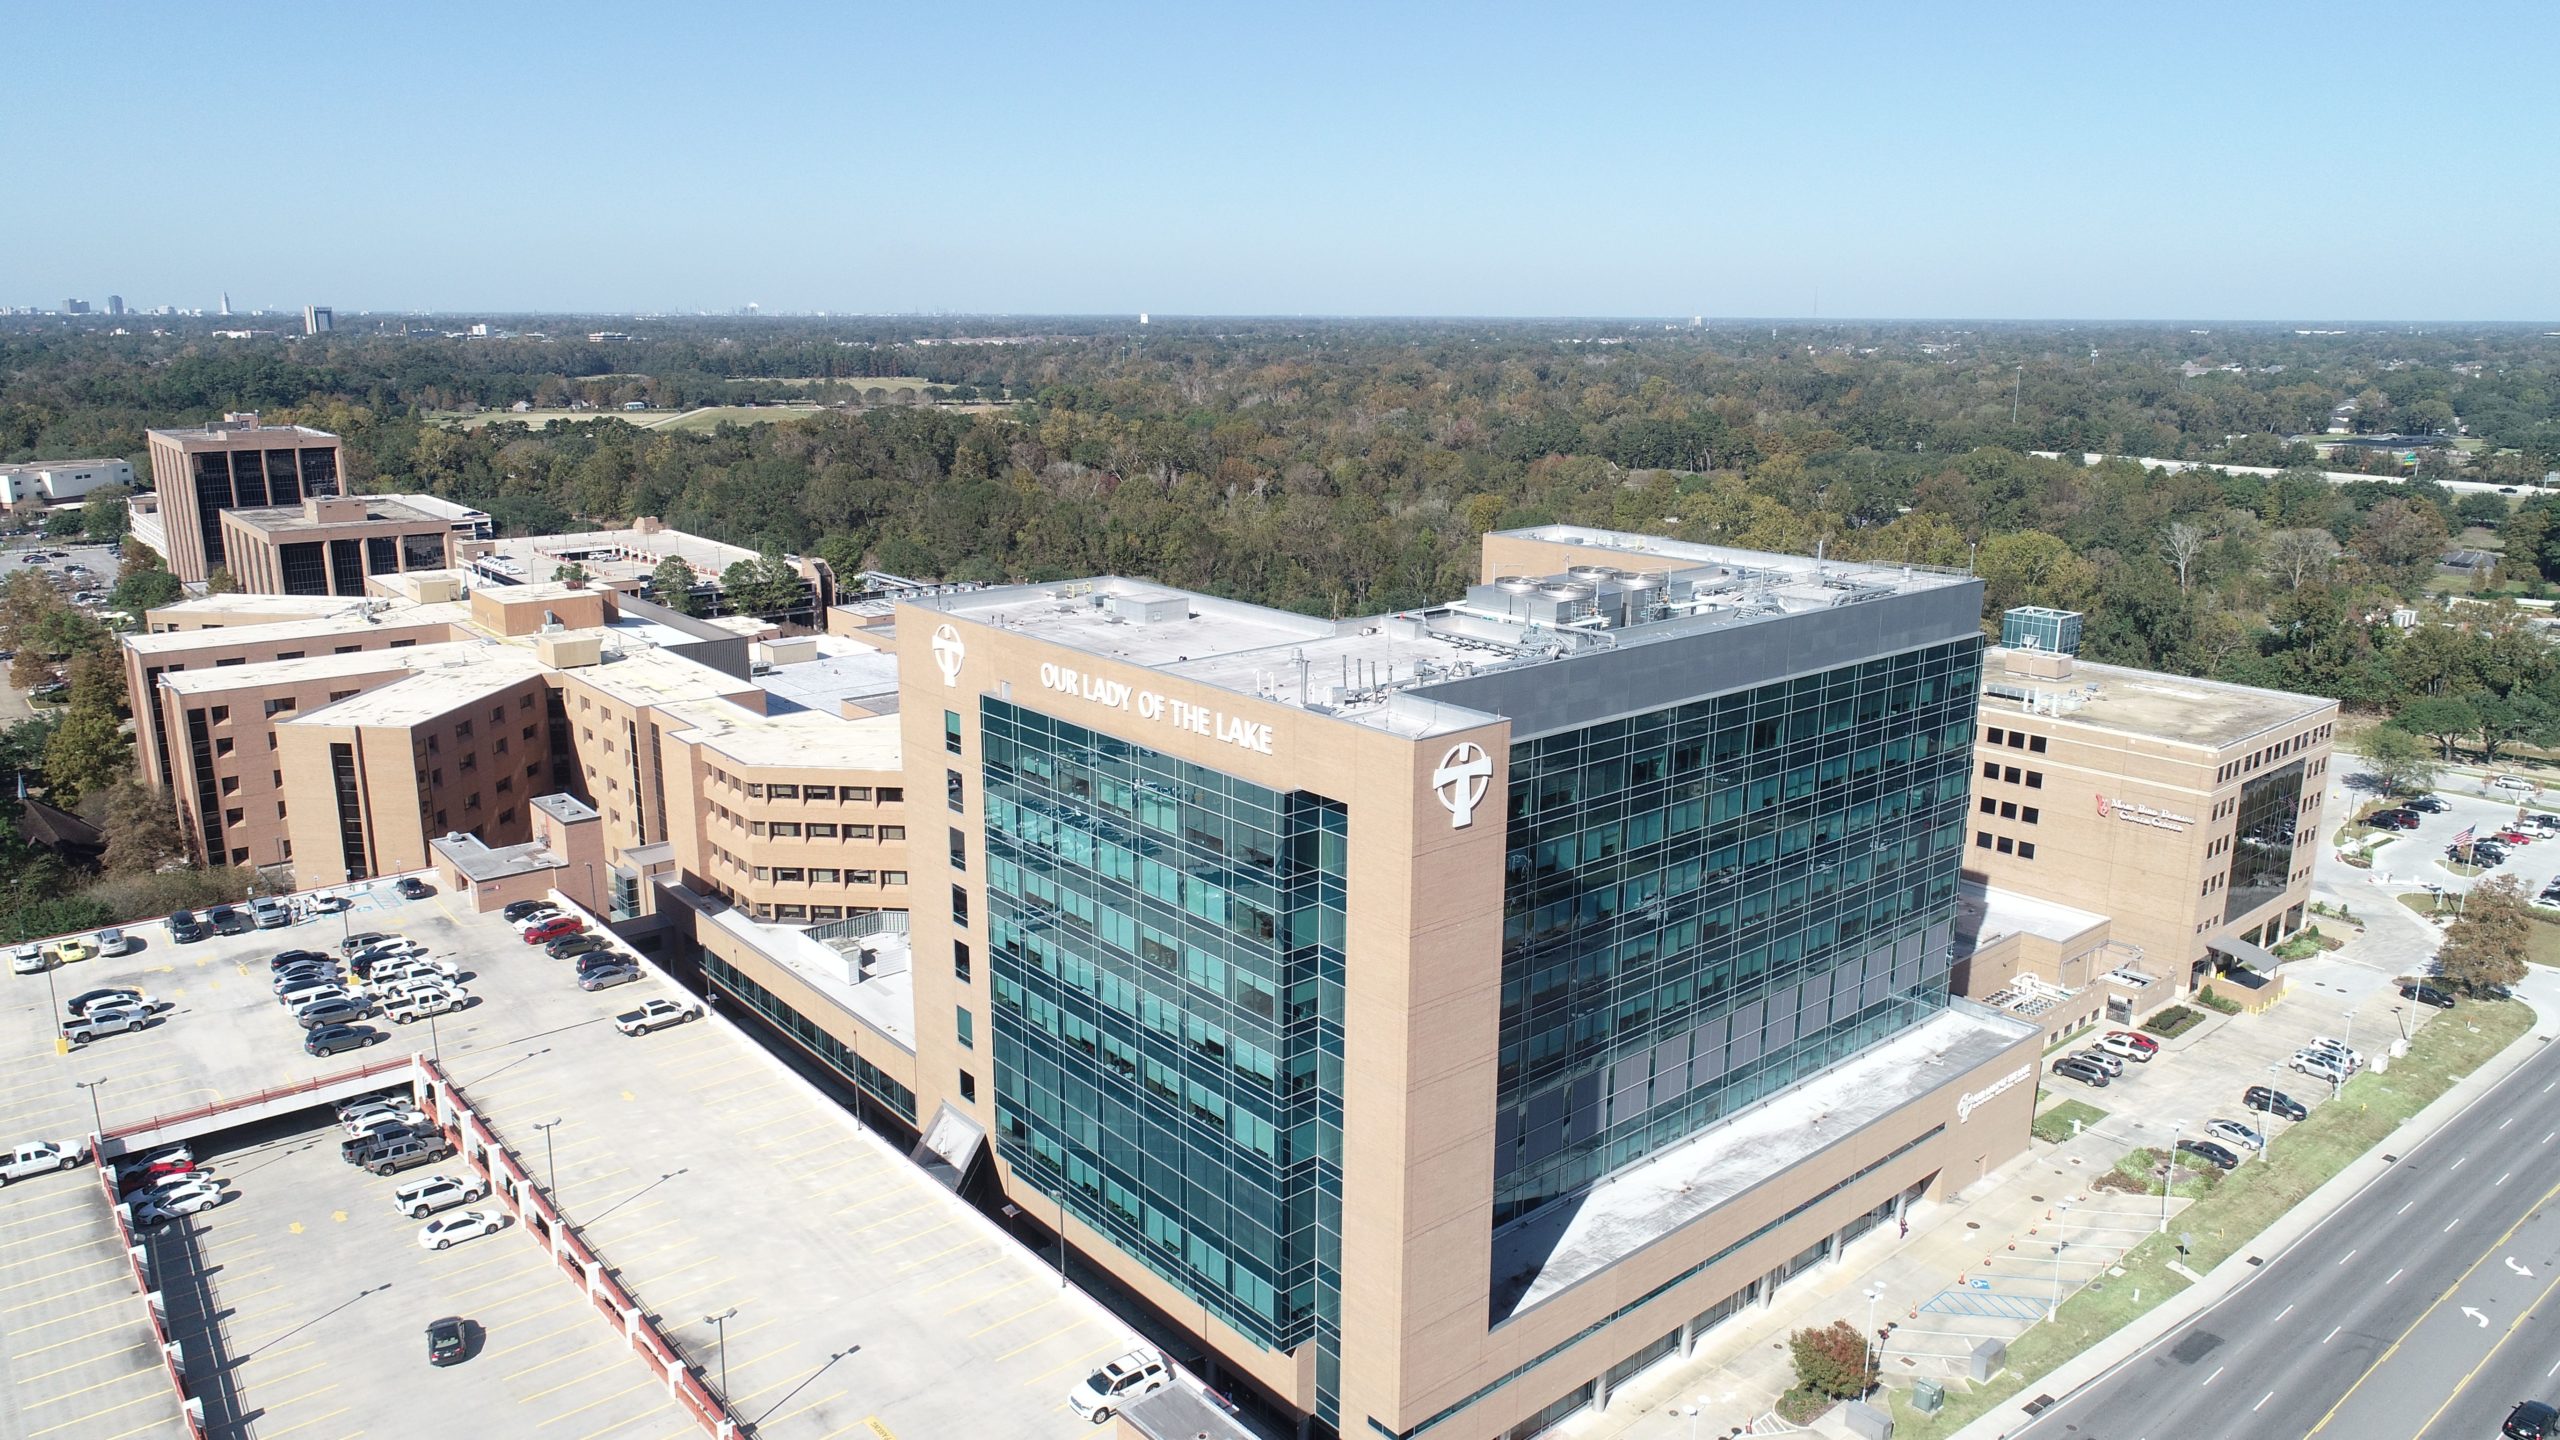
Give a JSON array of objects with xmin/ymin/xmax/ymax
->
[
  {"xmin": 2463, "ymin": 1307, "xmax": 2491, "ymax": 1327},
  {"xmin": 2509, "ymin": 1257, "xmax": 2535, "ymax": 1278}
]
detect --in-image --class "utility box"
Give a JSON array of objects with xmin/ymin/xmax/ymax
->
[
  {"xmin": 1843, "ymin": 1399, "xmax": 1894, "ymax": 1439},
  {"xmin": 1912, "ymin": 1380, "xmax": 1945, "ymax": 1414},
  {"xmin": 1968, "ymin": 1337, "xmax": 2006, "ymax": 1382}
]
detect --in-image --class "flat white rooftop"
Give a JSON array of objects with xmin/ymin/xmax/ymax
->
[
  {"xmin": 1957, "ymin": 879, "xmax": 2109, "ymax": 949},
  {"xmin": 1982, "ymin": 648, "xmax": 2333, "ymax": 750},
  {"xmin": 679, "ymin": 885, "xmax": 915, "ymax": 1051},
  {"xmin": 664, "ymin": 696, "xmax": 902, "ymax": 771},
  {"xmin": 1492, "ymin": 1003, "xmax": 2034, "ymax": 1319}
]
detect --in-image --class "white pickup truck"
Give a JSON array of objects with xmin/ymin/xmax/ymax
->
[
  {"xmin": 64, "ymin": 1005, "xmax": 152, "ymax": 1045},
  {"xmin": 0, "ymin": 1140, "xmax": 88, "ymax": 1185}
]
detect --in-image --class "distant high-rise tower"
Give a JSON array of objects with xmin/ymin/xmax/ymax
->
[
  {"xmin": 1138, "ymin": 312, "xmax": 1149, "ymax": 325},
  {"xmin": 107, "ymin": 296, "xmax": 125, "ymax": 316},
  {"xmin": 64, "ymin": 299, "xmax": 90, "ymax": 315},
  {"xmin": 219, "ymin": 292, "xmax": 232, "ymax": 317},
  {"xmin": 303, "ymin": 306, "xmax": 333, "ymax": 335}
]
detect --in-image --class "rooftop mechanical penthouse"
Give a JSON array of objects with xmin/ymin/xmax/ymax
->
[{"xmin": 895, "ymin": 527, "xmax": 2041, "ymax": 1440}]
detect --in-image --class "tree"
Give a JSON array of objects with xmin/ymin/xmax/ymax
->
[
  {"xmin": 2163, "ymin": 520, "xmax": 2210, "ymax": 591},
  {"xmin": 110, "ymin": 566, "xmax": 181, "ymax": 614},
  {"xmin": 40, "ymin": 706, "xmax": 128, "ymax": 805},
  {"xmin": 2437, "ymin": 876, "xmax": 2531, "ymax": 996},
  {"xmin": 40, "ymin": 509, "xmax": 84, "ymax": 539},
  {"xmin": 1788, "ymin": 1319, "xmax": 1877, "ymax": 1401},
  {"xmin": 80, "ymin": 486, "xmax": 132, "ymax": 541},
  {"xmin": 2356, "ymin": 498, "xmax": 2449, "ymax": 584},
  {"xmin": 551, "ymin": 561, "xmax": 589, "ymax": 585},
  {"xmin": 719, "ymin": 553, "xmax": 805, "ymax": 616},
  {"xmin": 204, "ymin": 567, "xmax": 241, "ymax": 595},
  {"xmin": 2395, "ymin": 695, "xmax": 2479, "ymax": 761},
  {"xmin": 98, "ymin": 778, "xmax": 187, "ymax": 875},
  {"xmin": 66, "ymin": 648, "xmax": 123, "ymax": 717},
  {"xmin": 648, "ymin": 555, "xmax": 701, "ymax": 615},
  {"xmin": 2263, "ymin": 528, "xmax": 2335, "ymax": 590},
  {"xmin": 2355, "ymin": 725, "xmax": 2439, "ymax": 798},
  {"xmin": 1975, "ymin": 530, "xmax": 2096, "ymax": 617}
]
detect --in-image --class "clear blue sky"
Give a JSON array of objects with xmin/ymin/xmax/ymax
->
[{"xmin": 10, "ymin": 1, "xmax": 2555, "ymax": 319}]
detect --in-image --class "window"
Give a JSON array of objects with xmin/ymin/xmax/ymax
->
[
  {"xmin": 849, "ymin": 869, "xmax": 877, "ymax": 884},
  {"xmin": 879, "ymin": 825, "xmax": 906, "ymax": 841},
  {"xmin": 2021, "ymin": 806, "xmax": 2039, "ymax": 825},
  {"xmin": 878, "ymin": 786, "xmax": 903, "ymax": 803},
  {"xmin": 1975, "ymin": 831, "xmax": 1992, "ymax": 848},
  {"xmin": 770, "ymin": 822, "xmax": 801, "ymax": 838},
  {"xmin": 1999, "ymin": 801, "xmax": 2016, "ymax": 819},
  {"xmin": 2007, "ymin": 732, "xmax": 2026, "ymax": 749},
  {"xmin": 224, "ymin": 808, "xmax": 243, "ymax": 827},
  {"xmin": 804, "ymin": 785, "xmax": 834, "ymax": 802},
  {"xmin": 2018, "ymin": 842, "xmax": 2037, "ymax": 860},
  {"xmin": 845, "ymin": 786, "xmax": 871, "ymax": 802},
  {"xmin": 2002, "ymin": 765, "xmax": 2020, "ymax": 783},
  {"xmin": 958, "ymin": 1070, "xmax": 977, "ymax": 1103},
  {"xmin": 215, "ymin": 738, "xmax": 234, "ymax": 757},
  {"xmin": 2029, "ymin": 735, "xmax": 2048, "ymax": 753},
  {"xmin": 946, "ymin": 769, "xmax": 964, "ymax": 813},
  {"xmin": 774, "ymin": 867, "xmax": 805, "ymax": 883},
  {"xmin": 810, "ymin": 868, "xmax": 839, "ymax": 884},
  {"xmin": 1996, "ymin": 836, "xmax": 2014, "ymax": 854},
  {"xmin": 209, "ymin": 706, "xmax": 230, "ymax": 724},
  {"xmin": 1978, "ymin": 797, "xmax": 1995, "ymax": 815},
  {"xmin": 808, "ymin": 823, "xmax": 837, "ymax": 839},
  {"xmin": 882, "ymin": 870, "xmax": 907, "ymax": 885},
  {"xmin": 220, "ymin": 776, "xmax": 239, "ymax": 795},
  {"xmin": 845, "ymin": 824, "xmax": 873, "ymax": 839},
  {"xmin": 954, "ymin": 940, "xmax": 972, "ymax": 982},
  {"xmin": 262, "ymin": 697, "xmax": 295, "ymax": 717},
  {"xmin": 769, "ymin": 783, "xmax": 798, "ymax": 800},
  {"xmin": 1986, "ymin": 728, "xmax": 2004, "ymax": 744},
  {"xmin": 951, "ymin": 885, "xmax": 970, "ymax": 926},
  {"xmin": 749, "ymin": 821, "xmax": 766, "ymax": 837},
  {"xmin": 2026, "ymin": 771, "xmax": 2044, "ymax": 789},
  {"xmin": 944, "ymin": 710, "xmax": 963, "ymax": 755},
  {"xmin": 949, "ymin": 827, "xmax": 967, "ymax": 871},
  {"xmin": 955, "ymin": 1006, "xmax": 974, "ymax": 1050},
  {"xmin": 1981, "ymin": 761, "xmax": 1999, "ymax": 780}
]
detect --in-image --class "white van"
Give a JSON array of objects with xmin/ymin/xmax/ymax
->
[{"xmin": 384, "ymin": 990, "xmax": 462, "ymax": 1025}]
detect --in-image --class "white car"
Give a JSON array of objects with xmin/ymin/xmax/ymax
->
[
  {"xmin": 2292, "ymin": 1049, "xmax": 2356, "ymax": 1082},
  {"xmin": 0, "ymin": 1140, "xmax": 88, "ymax": 1184},
  {"xmin": 276, "ymin": 977, "xmax": 347, "ymax": 1008},
  {"xmin": 373, "ymin": 972, "xmax": 453, "ymax": 1001},
  {"xmin": 614, "ymin": 999, "xmax": 701, "ymax": 1036},
  {"xmin": 384, "ymin": 990, "xmax": 463, "ymax": 1025},
  {"xmin": 2206, "ymin": 1119, "xmax": 2266, "ymax": 1152},
  {"xmin": 344, "ymin": 1114, "xmax": 418, "ymax": 1149},
  {"xmin": 343, "ymin": 1107, "xmax": 427, "ymax": 1139},
  {"xmin": 2304, "ymin": 1037, "xmax": 2363, "ymax": 1068},
  {"xmin": 136, "ymin": 1187, "xmax": 225, "ymax": 1223},
  {"xmin": 418, "ymin": 1210, "xmax": 503, "ymax": 1251},
  {"xmin": 1068, "ymin": 1349, "xmax": 1170, "ymax": 1422},
  {"xmin": 373, "ymin": 958, "xmax": 458, "ymax": 987},
  {"xmin": 337, "ymin": 1096, "xmax": 412, "ymax": 1124},
  {"xmin": 9, "ymin": 946, "xmax": 44, "ymax": 976},
  {"xmin": 394, "ymin": 1174, "xmax": 487, "ymax": 1218},
  {"xmin": 2494, "ymin": 775, "xmax": 2537, "ymax": 794}
]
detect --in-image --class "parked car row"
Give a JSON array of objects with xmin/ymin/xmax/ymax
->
[
  {"xmin": 10, "ymin": 927, "xmax": 132, "ymax": 975},
  {"xmin": 2290, "ymin": 1035, "xmax": 2362, "ymax": 1084},
  {"xmin": 113, "ymin": 1145, "xmax": 231, "ymax": 1226},
  {"xmin": 331, "ymin": 1091, "xmax": 503, "ymax": 1260},
  {"xmin": 61, "ymin": 985, "xmax": 167, "ymax": 1046},
  {"xmin": 2050, "ymin": 1029, "xmax": 2159, "ymax": 1089}
]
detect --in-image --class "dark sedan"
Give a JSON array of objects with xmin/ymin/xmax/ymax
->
[
  {"xmin": 209, "ymin": 906, "xmax": 255, "ymax": 936},
  {"xmin": 426, "ymin": 1315, "xmax": 471, "ymax": 1366},
  {"xmin": 2241, "ymin": 1086, "xmax": 2308, "ymax": 1122},
  {"xmin": 2368, "ymin": 809, "xmax": 2420, "ymax": 830},
  {"xmin": 2507, "ymin": 1400, "xmax": 2558, "ymax": 1439},
  {"xmin": 2176, "ymin": 1139, "xmax": 2241, "ymax": 1172},
  {"xmin": 2399, "ymin": 982, "xmax": 2456, "ymax": 1010},
  {"xmin": 2406, "ymin": 794, "xmax": 2449, "ymax": 813}
]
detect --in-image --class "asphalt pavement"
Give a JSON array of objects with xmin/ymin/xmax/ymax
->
[{"xmin": 2007, "ymin": 1029, "xmax": 2560, "ymax": 1440}]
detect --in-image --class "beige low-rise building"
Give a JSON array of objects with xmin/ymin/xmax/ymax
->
[
  {"xmin": 217, "ymin": 493, "xmax": 489, "ymax": 596},
  {"xmin": 1963, "ymin": 632, "xmax": 2337, "ymax": 995},
  {"xmin": 142, "ymin": 412, "xmax": 344, "ymax": 583}
]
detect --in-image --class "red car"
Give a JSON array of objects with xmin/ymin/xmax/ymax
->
[
  {"xmin": 2495, "ymin": 830, "xmax": 2534, "ymax": 846},
  {"xmin": 520, "ymin": 916, "xmax": 584, "ymax": 945},
  {"xmin": 2106, "ymin": 1030, "xmax": 2159, "ymax": 1056}
]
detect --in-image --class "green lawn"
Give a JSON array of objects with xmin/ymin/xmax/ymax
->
[
  {"xmin": 648, "ymin": 404, "xmax": 831, "ymax": 433},
  {"xmin": 2531, "ymin": 919, "xmax": 2560, "ymax": 968},
  {"xmin": 1888, "ymin": 999, "xmax": 2534, "ymax": 1439},
  {"xmin": 2032, "ymin": 1100, "xmax": 2108, "ymax": 1145}
]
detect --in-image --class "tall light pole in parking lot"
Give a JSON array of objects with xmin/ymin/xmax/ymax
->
[
  {"xmin": 2159, "ymin": 1121, "xmax": 2184, "ymax": 1233},
  {"xmin": 703, "ymin": 1307, "xmax": 736, "ymax": 1399},
  {"xmin": 73, "ymin": 1079, "xmax": 107, "ymax": 1139},
  {"xmin": 532, "ymin": 1118, "xmax": 562, "ymax": 1202}
]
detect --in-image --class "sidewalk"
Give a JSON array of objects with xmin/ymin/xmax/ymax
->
[{"xmin": 1942, "ymin": 963, "xmax": 2560, "ymax": 1440}]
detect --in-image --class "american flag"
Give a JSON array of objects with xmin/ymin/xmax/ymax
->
[{"xmin": 2452, "ymin": 825, "xmax": 2476, "ymax": 848}]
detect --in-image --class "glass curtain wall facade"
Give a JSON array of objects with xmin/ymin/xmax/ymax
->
[
  {"xmin": 1493, "ymin": 639, "xmax": 1981, "ymax": 1227},
  {"xmin": 979, "ymin": 698, "xmax": 1349, "ymax": 1420},
  {"xmin": 2224, "ymin": 759, "xmax": 2306, "ymax": 922}
]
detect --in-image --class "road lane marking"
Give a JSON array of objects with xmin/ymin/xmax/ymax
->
[
  {"xmin": 2409, "ymin": 1256, "xmax": 2560, "ymax": 1438},
  {"xmin": 2275, "ymin": 1304, "xmax": 2294, "ymax": 1321},
  {"xmin": 2447, "ymin": 1218, "xmax": 2463, "ymax": 1232},
  {"xmin": 2323, "ymin": 1326, "xmax": 2341, "ymax": 1343},
  {"xmin": 2452, "ymin": 1156, "xmax": 2467, "ymax": 1170},
  {"xmin": 2253, "ymin": 1390, "xmax": 2273, "ymax": 1412},
  {"xmin": 2502, "ymin": 1117, "xmax": 2516, "ymax": 1129},
  {"xmin": 2389, "ymin": 1268, "xmax": 2405, "ymax": 1285},
  {"xmin": 2309, "ymin": 1171, "xmax": 2560, "ymax": 1435},
  {"xmin": 2201, "ymin": 1365, "xmax": 2224, "ymax": 1387},
  {"xmin": 2501, "ymin": 1172, "xmax": 2512, "ymax": 1186},
  {"xmin": 2399, "ymin": 1202, "xmax": 2415, "ymax": 1215},
  {"xmin": 2337, "ymin": 1249, "xmax": 2356, "ymax": 1266}
]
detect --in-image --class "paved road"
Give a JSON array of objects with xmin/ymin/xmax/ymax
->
[{"xmin": 2011, "ymin": 1028, "xmax": 2560, "ymax": 1440}]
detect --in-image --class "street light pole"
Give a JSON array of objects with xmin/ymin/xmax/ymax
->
[
  {"xmin": 73, "ymin": 1079, "xmax": 107, "ymax": 1139},
  {"xmin": 703, "ymin": 1307, "xmax": 736, "ymax": 1399},
  {"xmin": 533, "ymin": 1118, "xmax": 562, "ymax": 1201},
  {"xmin": 2160, "ymin": 1121, "xmax": 2184, "ymax": 1232},
  {"xmin": 1863, "ymin": 1283, "xmax": 1886, "ymax": 1383},
  {"xmin": 42, "ymin": 964, "xmax": 63, "ymax": 1054},
  {"xmin": 2048, "ymin": 1239, "xmax": 2069, "ymax": 1322}
]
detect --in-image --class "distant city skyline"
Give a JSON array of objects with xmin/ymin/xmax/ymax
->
[{"xmin": 8, "ymin": 1, "xmax": 2558, "ymax": 320}]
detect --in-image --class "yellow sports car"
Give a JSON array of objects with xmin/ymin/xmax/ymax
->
[{"xmin": 43, "ymin": 938, "xmax": 95, "ymax": 966}]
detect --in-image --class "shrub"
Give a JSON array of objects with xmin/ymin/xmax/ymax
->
[
  {"xmin": 1777, "ymin": 1388, "xmax": 1834, "ymax": 1425},
  {"xmin": 1788, "ymin": 1318, "xmax": 1876, "ymax": 1401},
  {"xmin": 2142, "ymin": 1005, "xmax": 2203, "ymax": 1038},
  {"xmin": 2194, "ymin": 986, "xmax": 2243, "ymax": 1014}
]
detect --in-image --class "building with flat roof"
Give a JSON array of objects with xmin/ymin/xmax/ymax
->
[
  {"xmin": 0, "ymin": 457, "xmax": 134, "ymax": 507},
  {"xmin": 457, "ymin": 519, "xmax": 837, "ymax": 623},
  {"xmin": 1963, "ymin": 617, "xmax": 2336, "ymax": 992},
  {"xmin": 218, "ymin": 493, "xmax": 491, "ymax": 596},
  {"xmin": 143, "ymin": 412, "xmax": 343, "ymax": 582},
  {"xmin": 825, "ymin": 526, "xmax": 2043, "ymax": 1439}
]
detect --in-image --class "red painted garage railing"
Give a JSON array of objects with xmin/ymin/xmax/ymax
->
[
  {"xmin": 96, "ymin": 1149, "xmax": 208, "ymax": 1438},
  {"xmin": 98, "ymin": 1055, "xmax": 416, "ymax": 1152}
]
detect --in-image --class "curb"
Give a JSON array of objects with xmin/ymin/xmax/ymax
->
[{"xmin": 1946, "ymin": 1003, "xmax": 2554, "ymax": 1440}]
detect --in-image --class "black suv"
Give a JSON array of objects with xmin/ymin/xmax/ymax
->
[
  {"xmin": 2507, "ymin": 1400, "xmax": 2558, "ymax": 1439},
  {"xmin": 2399, "ymin": 982, "xmax": 2456, "ymax": 1010},
  {"xmin": 2406, "ymin": 794, "xmax": 2449, "ymax": 813},
  {"xmin": 2242, "ymin": 1085, "xmax": 2307, "ymax": 1122},
  {"xmin": 2052, "ymin": 1055, "xmax": 2111, "ymax": 1088},
  {"xmin": 167, "ymin": 910, "xmax": 207, "ymax": 943},
  {"xmin": 2368, "ymin": 809, "xmax": 2420, "ymax": 830}
]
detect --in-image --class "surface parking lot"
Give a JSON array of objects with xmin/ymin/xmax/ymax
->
[{"xmin": 2, "ymin": 880, "xmax": 1135, "ymax": 1439}]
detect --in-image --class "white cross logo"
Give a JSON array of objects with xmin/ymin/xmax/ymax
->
[
  {"xmin": 930, "ymin": 624, "xmax": 965, "ymax": 687},
  {"xmin": 1433, "ymin": 742, "xmax": 1493, "ymax": 829}
]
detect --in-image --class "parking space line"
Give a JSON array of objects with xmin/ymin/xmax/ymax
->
[
  {"xmin": 847, "ymin": 1200, "xmax": 943, "ymax": 1233},
  {"xmin": 946, "ymin": 1274, "xmax": 1038, "ymax": 1314},
  {"xmin": 13, "ymin": 1344, "xmax": 151, "ymax": 1390},
  {"xmin": 257, "ymin": 1405, "xmax": 354, "ymax": 1439},
  {"xmin": 0, "ymin": 1236, "xmax": 130, "ymax": 1271},
  {"xmin": 912, "ymin": 1255, "xmax": 1005, "ymax": 1294},
  {"xmin": 21, "ymin": 1362, "xmax": 166, "ymax": 1409},
  {"xmin": 2, "ymin": 1273, "xmax": 128, "ymax": 1316},
  {"xmin": 968, "ymin": 1300, "xmax": 1056, "ymax": 1339},
  {"xmin": 26, "ymin": 1387, "xmax": 166, "ymax": 1437},
  {"xmin": 513, "ymin": 1339, "xmax": 623, "ymax": 1388},
  {"xmin": 1030, "ymin": 1341, "xmax": 1125, "ymax": 1384},
  {"xmin": 90, "ymin": 1412, "xmax": 190, "ymax": 1440},
  {"xmin": 0, "ymin": 1194, "xmax": 108, "ymax": 1227},
  {"xmin": 994, "ymin": 1318, "xmax": 1093, "ymax": 1362},
  {"xmin": 17, "ymin": 1315, "xmax": 150, "ymax": 1359},
  {"xmin": 414, "ymin": 1241, "xmax": 539, "ymax": 1278},
  {"xmin": 480, "ymin": 1316, "xmax": 595, "ymax": 1362},
  {"xmin": 534, "ymin": 1377, "xmax": 663, "ymax": 1427},
  {"xmin": 7, "ymin": 1293, "xmax": 154, "ymax": 1339},
  {"xmin": 763, "ymin": 1389, "xmax": 852, "ymax": 1430},
  {"xmin": 8, "ymin": 1216, "xmax": 120, "ymax": 1245},
  {"xmin": 893, "ymin": 1238, "xmax": 981, "ymax": 1274}
]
